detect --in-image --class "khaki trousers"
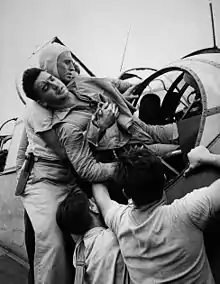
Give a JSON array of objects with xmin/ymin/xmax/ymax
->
[{"xmin": 21, "ymin": 161, "xmax": 73, "ymax": 284}]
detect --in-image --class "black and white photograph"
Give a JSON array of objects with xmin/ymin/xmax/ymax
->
[{"xmin": 0, "ymin": 0, "xmax": 220, "ymax": 283}]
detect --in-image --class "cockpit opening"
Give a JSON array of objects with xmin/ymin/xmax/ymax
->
[{"xmin": 129, "ymin": 68, "xmax": 203, "ymax": 186}]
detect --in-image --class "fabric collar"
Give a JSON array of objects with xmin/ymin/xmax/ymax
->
[
  {"xmin": 53, "ymin": 97, "xmax": 94, "ymax": 121},
  {"xmin": 39, "ymin": 43, "xmax": 70, "ymax": 78},
  {"xmin": 53, "ymin": 105, "xmax": 76, "ymax": 121},
  {"xmin": 83, "ymin": 226, "xmax": 105, "ymax": 240},
  {"xmin": 73, "ymin": 226, "xmax": 104, "ymax": 247},
  {"xmin": 133, "ymin": 191, "xmax": 167, "ymax": 212}
]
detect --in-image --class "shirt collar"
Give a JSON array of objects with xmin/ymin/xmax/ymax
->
[
  {"xmin": 53, "ymin": 106, "xmax": 75, "ymax": 121},
  {"xmin": 73, "ymin": 226, "xmax": 104, "ymax": 249},
  {"xmin": 133, "ymin": 191, "xmax": 167, "ymax": 212},
  {"xmin": 83, "ymin": 226, "xmax": 105, "ymax": 240}
]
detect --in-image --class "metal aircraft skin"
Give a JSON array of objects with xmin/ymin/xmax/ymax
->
[{"xmin": 0, "ymin": 37, "xmax": 220, "ymax": 280}]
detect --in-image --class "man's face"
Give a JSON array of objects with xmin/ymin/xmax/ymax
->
[
  {"xmin": 34, "ymin": 71, "xmax": 69, "ymax": 108},
  {"xmin": 57, "ymin": 51, "xmax": 78, "ymax": 84}
]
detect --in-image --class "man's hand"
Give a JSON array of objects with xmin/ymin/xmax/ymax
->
[
  {"xmin": 123, "ymin": 84, "xmax": 139, "ymax": 101},
  {"xmin": 93, "ymin": 102, "xmax": 119, "ymax": 132},
  {"xmin": 184, "ymin": 145, "xmax": 211, "ymax": 176}
]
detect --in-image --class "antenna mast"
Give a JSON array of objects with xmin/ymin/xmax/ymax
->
[
  {"xmin": 120, "ymin": 26, "xmax": 131, "ymax": 72},
  {"xmin": 209, "ymin": 0, "xmax": 217, "ymax": 48}
]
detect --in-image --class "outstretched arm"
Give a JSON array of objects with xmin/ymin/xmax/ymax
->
[
  {"xmin": 92, "ymin": 183, "xmax": 127, "ymax": 235},
  {"xmin": 111, "ymin": 78, "xmax": 132, "ymax": 93},
  {"xmin": 184, "ymin": 145, "xmax": 220, "ymax": 175},
  {"xmin": 111, "ymin": 79, "xmax": 139, "ymax": 101},
  {"xmin": 92, "ymin": 183, "xmax": 114, "ymax": 218},
  {"xmin": 134, "ymin": 118, "xmax": 179, "ymax": 144}
]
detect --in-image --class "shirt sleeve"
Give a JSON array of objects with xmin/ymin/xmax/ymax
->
[
  {"xmin": 110, "ymin": 79, "xmax": 132, "ymax": 93},
  {"xmin": 29, "ymin": 102, "xmax": 53, "ymax": 133},
  {"xmin": 170, "ymin": 187, "xmax": 214, "ymax": 230},
  {"xmin": 85, "ymin": 120, "xmax": 101, "ymax": 147},
  {"xmin": 104, "ymin": 200, "xmax": 127, "ymax": 235},
  {"xmin": 56, "ymin": 122, "xmax": 117, "ymax": 182},
  {"xmin": 16, "ymin": 127, "xmax": 28, "ymax": 180},
  {"xmin": 135, "ymin": 118, "xmax": 179, "ymax": 144}
]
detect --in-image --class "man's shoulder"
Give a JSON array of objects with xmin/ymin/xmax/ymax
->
[
  {"xmin": 105, "ymin": 201, "xmax": 132, "ymax": 227},
  {"xmin": 25, "ymin": 101, "xmax": 52, "ymax": 122},
  {"xmin": 98, "ymin": 227, "xmax": 118, "ymax": 242},
  {"xmin": 26, "ymin": 100, "xmax": 50, "ymax": 114},
  {"xmin": 169, "ymin": 187, "xmax": 210, "ymax": 209},
  {"xmin": 85, "ymin": 226, "xmax": 115, "ymax": 239},
  {"xmin": 24, "ymin": 101, "xmax": 53, "ymax": 132},
  {"xmin": 23, "ymin": 102, "xmax": 36, "ymax": 124},
  {"xmin": 24, "ymin": 101, "xmax": 35, "ymax": 117},
  {"xmin": 83, "ymin": 227, "xmax": 117, "ymax": 248},
  {"xmin": 108, "ymin": 200, "xmax": 131, "ymax": 214},
  {"xmin": 166, "ymin": 186, "xmax": 213, "ymax": 226},
  {"xmin": 86, "ymin": 227, "xmax": 120, "ymax": 255}
]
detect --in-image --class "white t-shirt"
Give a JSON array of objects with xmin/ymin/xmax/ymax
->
[{"xmin": 105, "ymin": 189, "xmax": 215, "ymax": 284}]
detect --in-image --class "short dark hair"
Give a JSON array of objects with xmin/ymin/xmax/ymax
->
[
  {"xmin": 22, "ymin": 68, "xmax": 42, "ymax": 101},
  {"xmin": 120, "ymin": 148, "xmax": 165, "ymax": 207},
  {"xmin": 139, "ymin": 93, "xmax": 161, "ymax": 125},
  {"xmin": 56, "ymin": 189, "xmax": 92, "ymax": 235}
]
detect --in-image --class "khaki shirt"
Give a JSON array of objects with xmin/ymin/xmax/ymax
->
[{"xmin": 73, "ymin": 227, "xmax": 130, "ymax": 284}]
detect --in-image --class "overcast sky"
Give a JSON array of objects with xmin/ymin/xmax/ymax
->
[{"xmin": 0, "ymin": 0, "xmax": 219, "ymax": 130}]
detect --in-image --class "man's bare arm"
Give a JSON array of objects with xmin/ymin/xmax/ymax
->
[
  {"xmin": 204, "ymin": 178, "xmax": 220, "ymax": 213},
  {"xmin": 92, "ymin": 183, "xmax": 114, "ymax": 218}
]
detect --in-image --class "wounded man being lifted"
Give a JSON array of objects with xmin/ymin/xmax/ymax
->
[
  {"xmin": 17, "ymin": 67, "xmax": 179, "ymax": 284},
  {"xmin": 15, "ymin": 42, "xmax": 181, "ymax": 284},
  {"xmin": 22, "ymin": 67, "xmax": 179, "ymax": 193}
]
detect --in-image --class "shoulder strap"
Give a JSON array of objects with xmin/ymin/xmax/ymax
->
[
  {"xmin": 123, "ymin": 265, "xmax": 130, "ymax": 284},
  {"xmin": 74, "ymin": 239, "xmax": 86, "ymax": 284}
]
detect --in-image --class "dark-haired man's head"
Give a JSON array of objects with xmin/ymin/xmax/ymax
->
[
  {"xmin": 22, "ymin": 68, "xmax": 42, "ymax": 101},
  {"xmin": 56, "ymin": 190, "xmax": 101, "ymax": 235},
  {"xmin": 22, "ymin": 68, "xmax": 69, "ymax": 109},
  {"xmin": 120, "ymin": 148, "xmax": 165, "ymax": 207},
  {"xmin": 139, "ymin": 93, "xmax": 161, "ymax": 125}
]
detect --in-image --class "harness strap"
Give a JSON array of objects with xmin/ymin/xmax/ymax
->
[
  {"xmin": 15, "ymin": 152, "xmax": 35, "ymax": 196},
  {"xmin": 74, "ymin": 239, "xmax": 86, "ymax": 284}
]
